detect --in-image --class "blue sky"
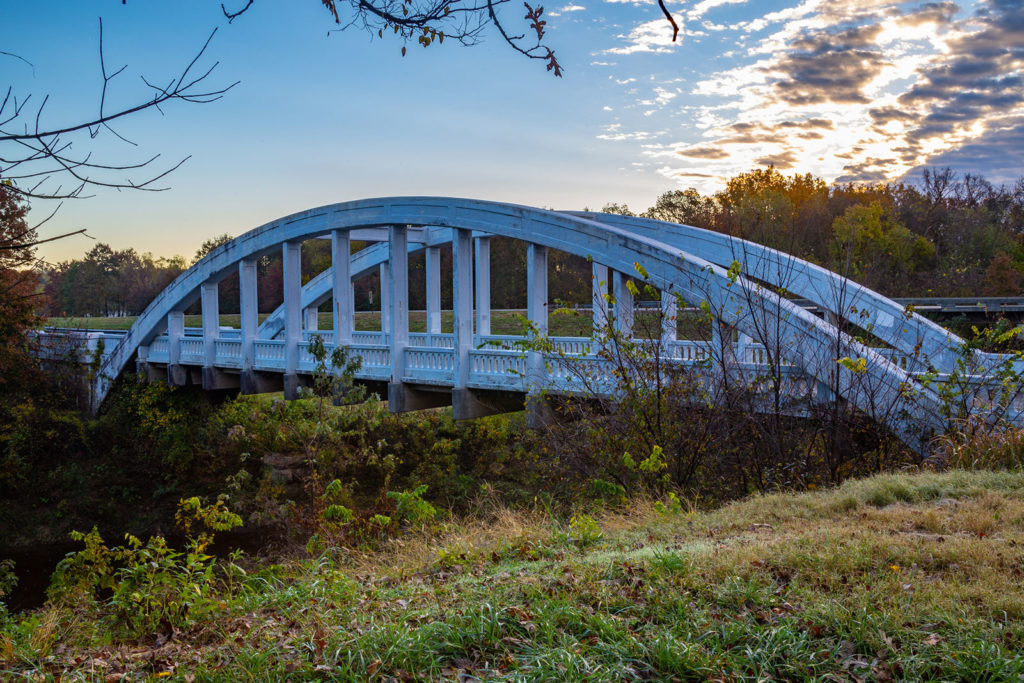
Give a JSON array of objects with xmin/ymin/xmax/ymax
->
[{"xmin": 3, "ymin": 0, "xmax": 1022, "ymax": 262}]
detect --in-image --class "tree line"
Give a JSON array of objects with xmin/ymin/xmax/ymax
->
[{"xmin": 36, "ymin": 166, "xmax": 1024, "ymax": 320}]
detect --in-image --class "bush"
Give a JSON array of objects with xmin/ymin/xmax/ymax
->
[{"xmin": 47, "ymin": 496, "xmax": 242, "ymax": 639}]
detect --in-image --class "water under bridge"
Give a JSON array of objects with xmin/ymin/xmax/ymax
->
[{"xmin": 36, "ymin": 197, "xmax": 1024, "ymax": 456}]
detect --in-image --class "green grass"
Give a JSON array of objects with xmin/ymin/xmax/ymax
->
[
  {"xmin": 4, "ymin": 470, "xmax": 1024, "ymax": 680},
  {"xmin": 47, "ymin": 309, "xmax": 711, "ymax": 339}
]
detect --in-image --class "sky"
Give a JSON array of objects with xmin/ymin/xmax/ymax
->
[{"xmin": 3, "ymin": 0, "xmax": 1022, "ymax": 263}]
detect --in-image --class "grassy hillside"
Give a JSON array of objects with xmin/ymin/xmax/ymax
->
[{"xmin": 3, "ymin": 470, "xmax": 1023, "ymax": 680}]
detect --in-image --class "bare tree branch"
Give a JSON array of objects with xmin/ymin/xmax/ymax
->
[
  {"xmin": 0, "ymin": 21, "xmax": 235, "ymax": 201},
  {"xmin": 657, "ymin": 0, "xmax": 678, "ymax": 42},
  {"xmin": 0, "ymin": 228, "xmax": 89, "ymax": 251}
]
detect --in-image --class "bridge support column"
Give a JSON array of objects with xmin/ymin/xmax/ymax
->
[
  {"xmin": 303, "ymin": 306, "xmax": 319, "ymax": 332},
  {"xmin": 379, "ymin": 263, "xmax": 391, "ymax": 335},
  {"xmin": 735, "ymin": 331, "xmax": 752, "ymax": 364},
  {"xmin": 167, "ymin": 310, "xmax": 187, "ymax": 386},
  {"xmin": 425, "ymin": 245, "xmax": 442, "ymax": 335},
  {"xmin": 592, "ymin": 263, "xmax": 609, "ymax": 337},
  {"xmin": 282, "ymin": 240, "xmax": 302, "ymax": 399},
  {"xmin": 239, "ymin": 257, "xmax": 259, "ymax": 394},
  {"xmin": 661, "ymin": 291, "xmax": 678, "ymax": 346},
  {"xmin": 612, "ymin": 270, "xmax": 634, "ymax": 338},
  {"xmin": 451, "ymin": 228, "xmax": 484, "ymax": 419},
  {"xmin": 475, "ymin": 237, "xmax": 490, "ymax": 337},
  {"xmin": 386, "ymin": 226, "xmax": 413, "ymax": 412},
  {"xmin": 201, "ymin": 281, "xmax": 237, "ymax": 391},
  {"xmin": 525, "ymin": 243, "xmax": 551, "ymax": 427},
  {"xmin": 332, "ymin": 229, "xmax": 354, "ymax": 347}
]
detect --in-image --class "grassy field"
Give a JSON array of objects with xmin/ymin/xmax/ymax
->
[
  {"xmin": 47, "ymin": 309, "xmax": 710, "ymax": 340},
  {"xmin": 4, "ymin": 469, "xmax": 1023, "ymax": 680}
]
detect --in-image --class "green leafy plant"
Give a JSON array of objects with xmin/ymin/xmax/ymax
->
[
  {"xmin": 48, "ymin": 496, "xmax": 243, "ymax": 638},
  {"xmin": 305, "ymin": 334, "xmax": 364, "ymax": 423},
  {"xmin": 567, "ymin": 513, "xmax": 603, "ymax": 547},
  {"xmin": 387, "ymin": 484, "xmax": 438, "ymax": 525}
]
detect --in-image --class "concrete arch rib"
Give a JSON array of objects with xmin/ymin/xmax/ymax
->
[
  {"xmin": 95, "ymin": 197, "xmax": 945, "ymax": 452},
  {"xmin": 569, "ymin": 212, "xmax": 967, "ymax": 372}
]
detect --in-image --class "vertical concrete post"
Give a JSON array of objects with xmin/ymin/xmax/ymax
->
[
  {"xmin": 425, "ymin": 245, "xmax": 442, "ymax": 335},
  {"xmin": 592, "ymin": 262, "xmax": 609, "ymax": 338},
  {"xmin": 166, "ymin": 310, "xmax": 186, "ymax": 386},
  {"xmin": 474, "ymin": 236, "xmax": 491, "ymax": 337},
  {"xmin": 613, "ymin": 270, "xmax": 634, "ymax": 338},
  {"xmin": 526, "ymin": 243, "xmax": 550, "ymax": 426},
  {"xmin": 661, "ymin": 291, "xmax": 678, "ymax": 347},
  {"xmin": 239, "ymin": 257, "xmax": 258, "ymax": 393},
  {"xmin": 303, "ymin": 306, "xmax": 319, "ymax": 331},
  {"xmin": 736, "ymin": 330, "xmax": 752, "ymax": 364},
  {"xmin": 332, "ymin": 229, "xmax": 353, "ymax": 347},
  {"xmin": 201, "ymin": 282, "xmax": 219, "ymax": 389},
  {"xmin": 201, "ymin": 282, "xmax": 219, "ymax": 367},
  {"xmin": 387, "ymin": 226, "xmax": 409, "ymax": 411},
  {"xmin": 282, "ymin": 240, "xmax": 302, "ymax": 399},
  {"xmin": 527, "ymin": 244, "xmax": 548, "ymax": 336},
  {"xmin": 453, "ymin": 228, "xmax": 489, "ymax": 419},
  {"xmin": 452, "ymin": 229, "xmax": 473, "ymax": 388},
  {"xmin": 379, "ymin": 262, "xmax": 391, "ymax": 335}
]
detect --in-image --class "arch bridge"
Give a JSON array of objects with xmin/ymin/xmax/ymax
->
[{"xmin": 39, "ymin": 198, "xmax": 1024, "ymax": 455}]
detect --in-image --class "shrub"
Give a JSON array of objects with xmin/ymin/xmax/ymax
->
[{"xmin": 47, "ymin": 496, "xmax": 242, "ymax": 639}]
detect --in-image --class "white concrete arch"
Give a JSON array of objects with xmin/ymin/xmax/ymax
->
[{"xmin": 91, "ymin": 196, "xmax": 991, "ymax": 453}]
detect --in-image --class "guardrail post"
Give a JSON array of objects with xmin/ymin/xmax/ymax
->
[
  {"xmin": 167, "ymin": 310, "xmax": 186, "ymax": 386},
  {"xmin": 239, "ymin": 257, "xmax": 258, "ymax": 394},
  {"xmin": 283, "ymin": 240, "xmax": 302, "ymax": 399},
  {"xmin": 332, "ymin": 229, "xmax": 354, "ymax": 347},
  {"xmin": 425, "ymin": 245, "xmax": 442, "ymax": 335},
  {"xmin": 475, "ymin": 237, "xmax": 490, "ymax": 337}
]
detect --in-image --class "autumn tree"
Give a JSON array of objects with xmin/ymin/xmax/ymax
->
[
  {"xmin": 0, "ymin": 186, "xmax": 39, "ymax": 378},
  {"xmin": 828, "ymin": 201, "xmax": 935, "ymax": 293}
]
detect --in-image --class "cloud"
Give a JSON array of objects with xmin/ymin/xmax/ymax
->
[
  {"xmin": 677, "ymin": 146, "xmax": 731, "ymax": 159},
  {"xmin": 597, "ymin": 130, "xmax": 662, "ymax": 141},
  {"xmin": 605, "ymin": 19, "xmax": 683, "ymax": 54},
  {"xmin": 766, "ymin": 24, "xmax": 890, "ymax": 105},
  {"xmin": 550, "ymin": 3, "xmax": 585, "ymax": 15},
  {"xmin": 905, "ymin": 115, "xmax": 1024, "ymax": 185},
  {"xmin": 632, "ymin": 0, "xmax": 1024, "ymax": 190},
  {"xmin": 754, "ymin": 150, "xmax": 799, "ymax": 169},
  {"xmin": 686, "ymin": 0, "xmax": 750, "ymax": 21}
]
